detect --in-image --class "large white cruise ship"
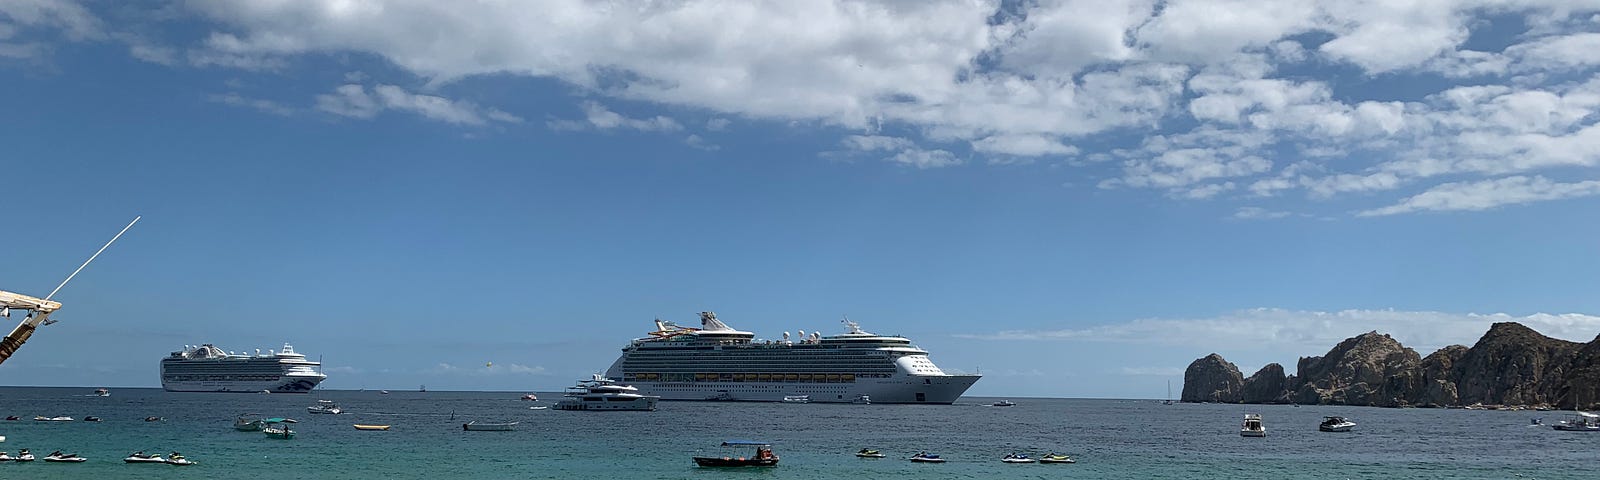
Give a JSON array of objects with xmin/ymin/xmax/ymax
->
[
  {"xmin": 160, "ymin": 343, "xmax": 327, "ymax": 393},
  {"xmin": 603, "ymin": 312, "xmax": 980, "ymax": 404}
]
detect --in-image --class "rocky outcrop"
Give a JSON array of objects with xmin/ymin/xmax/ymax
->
[
  {"xmin": 1240, "ymin": 363, "xmax": 1289, "ymax": 404},
  {"xmin": 1181, "ymin": 322, "xmax": 1600, "ymax": 408},
  {"xmin": 1181, "ymin": 353, "xmax": 1243, "ymax": 403}
]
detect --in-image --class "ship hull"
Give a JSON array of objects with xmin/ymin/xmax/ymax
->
[
  {"xmin": 160, "ymin": 375, "xmax": 325, "ymax": 393},
  {"xmin": 623, "ymin": 375, "xmax": 979, "ymax": 404}
]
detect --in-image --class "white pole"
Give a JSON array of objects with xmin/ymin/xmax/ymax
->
[{"xmin": 46, "ymin": 216, "xmax": 140, "ymax": 300}]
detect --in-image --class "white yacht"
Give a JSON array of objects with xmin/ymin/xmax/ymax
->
[
  {"xmin": 1240, "ymin": 413, "xmax": 1265, "ymax": 437},
  {"xmin": 1318, "ymin": 416, "xmax": 1355, "ymax": 432},
  {"xmin": 306, "ymin": 400, "xmax": 342, "ymax": 415},
  {"xmin": 160, "ymin": 343, "xmax": 326, "ymax": 393},
  {"xmin": 554, "ymin": 374, "xmax": 659, "ymax": 411},
  {"xmin": 603, "ymin": 313, "xmax": 980, "ymax": 404}
]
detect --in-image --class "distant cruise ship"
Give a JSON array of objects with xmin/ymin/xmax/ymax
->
[
  {"xmin": 603, "ymin": 312, "xmax": 980, "ymax": 404},
  {"xmin": 160, "ymin": 343, "xmax": 327, "ymax": 393}
]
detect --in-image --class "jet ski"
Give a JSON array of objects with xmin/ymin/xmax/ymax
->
[
  {"xmin": 1039, "ymin": 453, "xmax": 1076, "ymax": 464},
  {"xmin": 14, "ymin": 449, "xmax": 35, "ymax": 462},
  {"xmin": 165, "ymin": 452, "xmax": 195, "ymax": 466},
  {"xmin": 0, "ymin": 451, "xmax": 12, "ymax": 461},
  {"xmin": 124, "ymin": 451, "xmax": 166, "ymax": 463},
  {"xmin": 44, "ymin": 451, "xmax": 87, "ymax": 462},
  {"xmin": 855, "ymin": 448, "xmax": 886, "ymax": 458},
  {"xmin": 909, "ymin": 452, "xmax": 946, "ymax": 463},
  {"xmin": 1002, "ymin": 453, "xmax": 1036, "ymax": 463}
]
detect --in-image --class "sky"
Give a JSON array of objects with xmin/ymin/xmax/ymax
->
[{"xmin": 2, "ymin": 0, "xmax": 1600, "ymax": 398}]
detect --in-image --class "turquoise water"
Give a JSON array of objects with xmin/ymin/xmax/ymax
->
[{"xmin": 0, "ymin": 387, "xmax": 1591, "ymax": 479}]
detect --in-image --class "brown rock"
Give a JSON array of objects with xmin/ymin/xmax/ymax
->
[{"xmin": 1181, "ymin": 353, "xmax": 1243, "ymax": 403}]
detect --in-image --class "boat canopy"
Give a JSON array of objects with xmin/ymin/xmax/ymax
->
[{"xmin": 721, "ymin": 440, "xmax": 771, "ymax": 446}]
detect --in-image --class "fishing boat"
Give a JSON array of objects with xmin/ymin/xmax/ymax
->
[
  {"xmin": 263, "ymin": 418, "xmax": 298, "ymax": 439},
  {"xmin": 693, "ymin": 441, "xmax": 779, "ymax": 467},
  {"xmin": 43, "ymin": 451, "xmax": 87, "ymax": 462},
  {"xmin": 782, "ymin": 395, "xmax": 811, "ymax": 403},
  {"xmin": 1039, "ymin": 453, "xmax": 1076, "ymax": 464},
  {"xmin": 234, "ymin": 413, "xmax": 265, "ymax": 431},
  {"xmin": 1553, "ymin": 412, "xmax": 1600, "ymax": 431},
  {"xmin": 1318, "ymin": 416, "xmax": 1356, "ymax": 432},
  {"xmin": 353, "ymin": 424, "xmax": 391, "ymax": 431},
  {"xmin": 909, "ymin": 452, "xmax": 946, "ymax": 463},
  {"xmin": 124, "ymin": 451, "xmax": 166, "ymax": 463},
  {"xmin": 1001, "ymin": 453, "xmax": 1035, "ymax": 463},
  {"xmin": 855, "ymin": 448, "xmax": 886, "ymax": 458},
  {"xmin": 1240, "ymin": 413, "xmax": 1266, "ymax": 437},
  {"xmin": 462, "ymin": 421, "xmax": 518, "ymax": 431}
]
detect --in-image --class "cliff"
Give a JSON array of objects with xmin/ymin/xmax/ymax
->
[{"xmin": 1182, "ymin": 322, "xmax": 1600, "ymax": 408}]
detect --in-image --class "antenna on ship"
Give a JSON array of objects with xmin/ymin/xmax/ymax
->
[{"xmin": 0, "ymin": 216, "xmax": 140, "ymax": 365}]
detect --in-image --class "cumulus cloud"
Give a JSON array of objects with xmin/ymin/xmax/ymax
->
[
  {"xmin": 13, "ymin": 0, "xmax": 1600, "ymax": 214},
  {"xmin": 208, "ymin": 92, "xmax": 292, "ymax": 116},
  {"xmin": 1230, "ymin": 206, "xmax": 1290, "ymax": 220},
  {"xmin": 956, "ymin": 307, "xmax": 1600, "ymax": 353},
  {"xmin": 1359, "ymin": 176, "xmax": 1600, "ymax": 216}
]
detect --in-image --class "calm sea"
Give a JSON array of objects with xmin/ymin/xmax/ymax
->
[{"xmin": 0, "ymin": 387, "xmax": 1589, "ymax": 479}]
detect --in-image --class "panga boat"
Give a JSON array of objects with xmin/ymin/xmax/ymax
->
[
  {"xmin": 124, "ymin": 452, "xmax": 166, "ymax": 463},
  {"xmin": 43, "ymin": 451, "xmax": 86, "ymax": 462},
  {"xmin": 1319, "ymin": 416, "xmax": 1355, "ymax": 432},
  {"xmin": 855, "ymin": 448, "xmax": 886, "ymax": 458},
  {"xmin": 1001, "ymin": 453, "xmax": 1035, "ymax": 463},
  {"xmin": 263, "ymin": 418, "xmax": 298, "ymax": 439},
  {"xmin": 354, "ymin": 424, "xmax": 391, "ymax": 431},
  {"xmin": 234, "ymin": 413, "xmax": 265, "ymax": 431},
  {"xmin": 909, "ymin": 452, "xmax": 946, "ymax": 463},
  {"xmin": 462, "ymin": 421, "xmax": 518, "ymax": 431},
  {"xmin": 1039, "ymin": 453, "xmax": 1076, "ymax": 464},
  {"xmin": 693, "ymin": 441, "xmax": 778, "ymax": 467},
  {"xmin": 1241, "ymin": 413, "xmax": 1266, "ymax": 437}
]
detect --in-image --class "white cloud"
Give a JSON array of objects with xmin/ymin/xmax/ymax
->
[
  {"xmin": 705, "ymin": 117, "xmax": 730, "ymax": 131},
  {"xmin": 1230, "ymin": 206, "xmax": 1290, "ymax": 220},
  {"xmin": 684, "ymin": 134, "xmax": 719, "ymax": 151},
  {"xmin": 208, "ymin": 92, "xmax": 293, "ymax": 116},
  {"xmin": 956, "ymin": 307, "xmax": 1600, "ymax": 353},
  {"xmin": 970, "ymin": 134, "xmax": 1078, "ymax": 157},
  {"xmin": 888, "ymin": 148, "xmax": 962, "ymax": 169},
  {"xmin": 1359, "ymin": 175, "xmax": 1600, "ymax": 216},
  {"xmin": 841, "ymin": 135, "xmax": 913, "ymax": 152},
  {"xmin": 315, "ymin": 84, "xmax": 519, "ymax": 126},
  {"xmin": 549, "ymin": 101, "xmax": 681, "ymax": 132}
]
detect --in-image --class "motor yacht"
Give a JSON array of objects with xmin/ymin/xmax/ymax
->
[
  {"xmin": 554, "ymin": 374, "xmax": 659, "ymax": 411},
  {"xmin": 1319, "ymin": 416, "xmax": 1355, "ymax": 432},
  {"xmin": 1241, "ymin": 413, "xmax": 1266, "ymax": 437}
]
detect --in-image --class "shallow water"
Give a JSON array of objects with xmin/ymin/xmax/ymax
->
[{"xmin": 0, "ymin": 387, "xmax": 1590, "ymax": 479}]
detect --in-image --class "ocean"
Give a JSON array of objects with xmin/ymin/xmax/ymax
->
[{"xmin": 0, "ymin": 387, "xmax": 1589, "ymax": 479}]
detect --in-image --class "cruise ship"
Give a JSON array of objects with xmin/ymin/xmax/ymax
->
[
  {"xmin": 603, "ymin": 312, "xmax": 980, "ymax": 404},
  {"xmin": 160, "ymin": 343, "xmax": 327, "ymax": 393}
]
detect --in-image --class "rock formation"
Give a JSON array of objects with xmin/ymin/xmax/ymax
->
[
  {"xmin": 1180, "ymin": 353, "xmax": 1243, "ymax": 403},
  {"xmin": 1182, "ymin": 322, "xmax": 1600, "ymax": 408}
]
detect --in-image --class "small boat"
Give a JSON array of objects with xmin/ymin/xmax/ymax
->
[
  {"xmin": 93, "ymin": 388, "xmax": 109, "ymax": 397},
  {"xmin": 782, "ymin": 395, "xmax": 811, "ymax": 404},
  {"xmin": 353, "ymin": 424, "xmax": 391, "ymax": 431},
  {"xmin": 83, "ymin": 416, "xmax": 102, "ymax": 422},
  {"xmin": 144, "ymin": 416, "xmax": 163, "ymax": 422},
  {"xmin": 693, "ymin": 440, "xmax": 779, "ymax": 467},
  {"xmin": 43, "ymin": 451, "xmax": 87, "ymax": 462},
  {"xmin": 234, "ymin": 413, "xmax": 265, "ymax": 431},
  {"xmin": 307, "ymin": 399, "xmax": 343, "ymax": 415},
  {"xmin": 263, "ymin": 418, "xmax": 298, "ymax": 439},
  {"xmin": 855, "ymin": 448, "xmax": 886, "ymax": 458},
  {"xmin": 852, "ymin": 394, "xmax": 872, "ymax": 405},
  {"xmin": 4, "ymin": 415, "xmax": 18, "ymax": 420},
  {"xmin": 521, "ymin": 393, "xmax": 538, "ymax": 401},
  {"xmin": 529, "ymin": 406, "xmax": 548, "ymax": 410},
  {"xmin": 1241, "ymin": 413, "xmax": 1266, "ymax": 437},
  {"xmin": 462, "ymin": 421, "xmax": 518, "ymax": 431},
  {"xmin": 379, "ymin": 390, "xmax": 390, "ymax": 394},
  {"xmin": 34, "ymin": 415, "xmax": 72, "ymax": 421},
  {"xmin": 419, "ymin": 385, "xmax": 427, "ymax": 392},
  {"xmin": 992, "ymin": 400, "xmax": 1016, "ymax": 407},
  {"xmin": 14, "ymin": 449, "xmax": 35, "ymax": 461},
  {"xmin": 1039, "ymin": 453, "xmax": 1076, "ymax": 464},
  {"xmin": 909, "ymin": 452, "xmax": 946, "ymax": 463},
  {"xmin": 1552, "ymin": 412, "xmax": 1600, "ymax": 431},
  {"xmin": 1001, "ymin": 453, "xmax": 1035, "ymax": 463},
  {"xmin": 1319, "ymin": 416, "xmax": 1356, "ymax": 432},
  {"xmin": 124, "ymin": 451, "xmax": 166, "ymax": 463},
  {"xmin": 258, "ymin": 390, "xmax": 271, "ymax": 394},
  {"xmin": 165, "ymin": 452, "xmax": 195, "ymax": 466}
]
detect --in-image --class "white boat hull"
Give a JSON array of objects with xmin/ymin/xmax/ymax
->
[
  {"xmin": 161, "ymin": 375, "xmax": 325, "ymax": 393},
  {"xmin": 620, "ymin": 375, "xmax": 980, "ymax": 404},
  {"xmin": 555, "ymin": 396, "xmax": 658, "ymax": 411},
  {"xmin": 1241, "ymin": 429, "xmax": 1266, "ymax": 437}
]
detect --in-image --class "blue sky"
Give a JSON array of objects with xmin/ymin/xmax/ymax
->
[{"xmin": 3, "ymin": 0, "xmax": 1600, "ymax": 398}]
